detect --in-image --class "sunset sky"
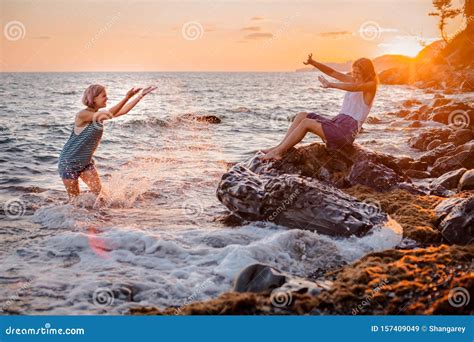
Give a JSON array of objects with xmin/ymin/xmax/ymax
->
[{"xmin": 0, "ymin": 0, "xmax": 467, "ymax": 72}]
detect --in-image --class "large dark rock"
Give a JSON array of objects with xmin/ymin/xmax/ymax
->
[
  {"xmin": 453, "ymin": 128, "xmax": 474, "ymax": 146},
  {"xmin": 418, "ymin": 143, "xmax": 456, "ymax": 165},
  {"xmin": 434, "ymin": 196, "xmax": 474, "ymax": 245},
  {"xmin": 458, "ymin": 169, "xmax": 474, "ymax": 191},
  {"xmin": 233, "ymin": 264, "xmax": 333, "ymax": 298},
  {"xmin": 269, "ymin": 143, "xmax": 411, "ymax": 190},
  {"xmin": 428, "ymin": 103, "xmax": 474, "ymax": 127},
  {"xmin": 233, "ymin": 264, "xmax": 286, "ymax": 293},
  {"xmin": 430, "ymin": 168, "xmax": 467, "ymax": 195},
  {"xmin": 347, "ymin": 160, "xmax": 403, "ymax": 191},
  {"xmin": 216, "ymin": 145, "xmax": 405, "ymax": 237},
  {"xmin": 177, "ymin": 113, "xmax": 221, "ymax": 124},
  {"xmin": 409, "ymin": 127, "xmax": 453, "ymax": 151},
  {"xmin": 431, "ymin": 150, "xmax": 474, "ymax": 177}
]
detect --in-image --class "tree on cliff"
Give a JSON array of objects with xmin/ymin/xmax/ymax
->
[
  {"xmin": 429, "ymin": 0, "xmax": 462, "ymax": 42},
  {"xmin": 464, "ymin": 0, "xmax": 473, "ymax": 31}
]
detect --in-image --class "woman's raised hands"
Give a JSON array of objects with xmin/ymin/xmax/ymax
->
[
  {"xmin": 126, "ymin": 87, "xmax": 143, "ymax": 99},
  {"xmin": 318, "ymin": 76, "xmax": 331, "ymax": 88},
  {"xmin": 303, "ymin": 53, "xmax": 315, "ymax": 65},
  {"xmin": 141, "ymin": 86, "xmax": 157, "ymax": 97}
]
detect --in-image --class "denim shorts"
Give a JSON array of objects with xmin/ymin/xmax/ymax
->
[
  {"xmin": 58, "ymin": 160, "xmax": 96, "ymax": 180},
  {"xmin": 307, "ymin": 113, "xmax": 359, "ymax": 150}
]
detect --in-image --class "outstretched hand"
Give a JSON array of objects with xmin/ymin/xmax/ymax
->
[
  {"xmin": 126, "ymin": 87, "xmax": 142, "ymax": 98},
  {"xmin": 318, "ymin": 76, "xmax": 331, "ymax": 88},
  {"xmin": 140, "ymin": 86, "xmax": 157, "ymax": 97},
  {"xmin": 303, "ymin": 53, "xmax": 315, "ymax": 65}
]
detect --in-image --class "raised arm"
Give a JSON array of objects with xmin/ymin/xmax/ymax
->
[
  {"xmin": 108, "ymin": 88, "xmax": 142, "ymax": 116},
  {"xmin": 115, "ymin": 86, "xmax": 157, "ymax": 117},
  {"xmin": 318, "ymin": 75, "xmax": 376, "ymax": 92},
  {"xmin": 303, "ymin": 53, "xmax": 353, "ymax": 83},
  {"xmin": 76, "ymin": 87, "xmax": 154, "ymax": 125}
]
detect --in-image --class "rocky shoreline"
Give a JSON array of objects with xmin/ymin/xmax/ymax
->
[{"xmin": 131, "ymin": 92, "xmax": 474, "ymax": 316}]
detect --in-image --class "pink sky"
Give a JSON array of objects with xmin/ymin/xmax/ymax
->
[{"xmin": 0, "ymin": 0, "xmax": 466, "ymax": 72}]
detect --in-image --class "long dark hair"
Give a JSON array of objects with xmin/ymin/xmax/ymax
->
[{"xmin": 353, "ymin": 58, "xmax": 378, "ymax": 84}]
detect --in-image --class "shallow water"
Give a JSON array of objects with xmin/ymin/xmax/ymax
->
[{"xmin": 0, "ymin": 72, "xmax": 461, "ymax": 314}]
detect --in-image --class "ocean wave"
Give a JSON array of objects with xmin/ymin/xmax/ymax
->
[
  {"xmin": 230, "ymin": 106, "xmax": 252, "ymax": 113},
  {"xmin": 9, "ymin": 220, "xmax": 401, "ymax": 313},
  {"xmin": 52, "ymin": 90, "xmax": 78, "ymax": 95},
  {"xmin": 117, "ymin": 117, "xmax": 169, "ymax": 128}
]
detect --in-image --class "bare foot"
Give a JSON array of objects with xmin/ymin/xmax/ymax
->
[
  {"xmin": 260, "ymin": 147, "xmax": 275, "ymax": 154},
  {"xmin": 261, "ymin": 149, "xmax": 283, "ymax": 161}
]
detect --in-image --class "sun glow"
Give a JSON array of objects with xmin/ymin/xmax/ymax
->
[{"xmin": 378, "ymin": 36, "xmax": 427, "ymax": 57}]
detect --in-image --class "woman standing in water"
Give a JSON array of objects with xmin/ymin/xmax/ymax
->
[
  {"xmin": 262, "ymin": 53, "xmax": 378, "ymax": 160},
  {"xmin": 58, "ymin": 84, "xmax": 157, "ymax": 199}
]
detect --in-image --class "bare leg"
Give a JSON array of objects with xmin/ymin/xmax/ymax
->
[
  {"xmin": 262, "ymin": 112, "xmax": 309, "ymax": 153},
  {"xmin": 80, "ymin": 167, "xmax": 102, "ymax": 195},
  {"xmin": 62, "ymin": 179, "xmax": 80, "ymax": 199},
  {"xmin": 262, "ymin": 119, "xmax": 326, "ymax": 160}
]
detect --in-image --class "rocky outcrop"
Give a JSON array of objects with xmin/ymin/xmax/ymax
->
[
  {"xmin": 407, "ymin": 127, "xmax": 474, "ymax": 180},
  {"xmin": 216, "ymin": 151, "xmax": 393, "ymax": 237},
  {"xmin": 378, "ymin": 67, "xmax": 410, "ymax": 85},
  {"xmin": 258, "ymin": 143, "xmax": 416, "ymax": 190},
  {"xmin": 176, "ymin": 113, "xmax": 221, "ymax": 124},
  {"xmin": 377, "ymin": 30, "xmax": 474, "ymax": 93},
  {"xmin": 399, "ymin": 100, "xmax": 474, "ymax": 128}
]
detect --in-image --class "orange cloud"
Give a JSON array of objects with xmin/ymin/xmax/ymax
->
[
  {"xmin": 241, "ymin": 26, "xmax": 261, "ymax": 32},
  {"xmin": 319, "ymin": 31, "xmax": 352, "ymax": 38},
  {"xmin": 244, "ymin": 32, "xmax": 273, "ymax": 40}
]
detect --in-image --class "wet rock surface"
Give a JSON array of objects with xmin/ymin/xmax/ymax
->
[
  {"xmin": 216, "ymin": 149, "xmax": 398, "ymax": 237},
  {"xmin": 434, "ymin": 196, "xmax": 474, "ymax": 245},
  {"xmin": 459, "ymin": 169, "xmax": 474, "ymax": 191},
  {"xmin": 232, "ymin": 263, "xmax": 333, "ymax": 298}
]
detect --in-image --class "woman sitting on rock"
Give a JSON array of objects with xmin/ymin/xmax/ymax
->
[{"xmin": 262, "ymin": 54, "xmax": 378, "ymax": 160}]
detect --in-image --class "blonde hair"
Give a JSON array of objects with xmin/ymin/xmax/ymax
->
[
  {"xmin": 82, "ymin": 84, "xmax": 105, "ymax": 108},
  {"xmin": 353, "ymin": 58, "xmax": 378, "ymax": 83}
]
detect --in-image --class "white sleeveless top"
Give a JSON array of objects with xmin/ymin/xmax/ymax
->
[{"xmin": 339, "ymin": 91, "xmax": 372, "ymax": 128}]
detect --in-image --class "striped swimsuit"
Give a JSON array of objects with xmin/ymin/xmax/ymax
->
[{"xmin": 58, "ymin": 122, "xmax": 103, "ymax": 180}]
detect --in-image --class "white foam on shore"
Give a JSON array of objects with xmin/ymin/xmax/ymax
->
[{"xmin": 1, "ymin": 216, "xmax": 401, "ymax": 314}]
